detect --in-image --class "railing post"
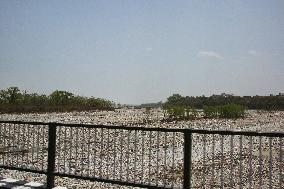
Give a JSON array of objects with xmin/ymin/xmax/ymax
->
[
  {"xmin": 183, "ymin": 129, "xmax": 192, "ymax": 189},
  {"xmin": 46, "ymin": 123, "xmax": 57, "ymax": 189}
]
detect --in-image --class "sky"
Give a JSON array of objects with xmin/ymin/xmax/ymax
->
[{"xmin": 0, "ymin": 0, "xmax": 284, "ymax": 104}]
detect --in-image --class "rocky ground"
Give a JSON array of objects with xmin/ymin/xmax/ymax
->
[
  {"xmin": 0, "ymin": 108, "xmax": 283, "ymax": 131},
  {"xmin": 0, "ymin": 108, "xmax": 283, "ymax": 188}
]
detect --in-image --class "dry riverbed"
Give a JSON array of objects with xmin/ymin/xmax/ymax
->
[{"xmin": 0, "ymin": 109, "xmax": 283, "ymax": 188}]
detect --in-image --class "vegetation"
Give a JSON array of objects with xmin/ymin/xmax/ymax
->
[
  {"xmin": 162, "ymin": 93, "xmax": 284, "ymax": 120},
  {"xmin": 163, "ymin": 105, "xmax": 198, "ymax": 120},
  {"xmin": 138, "ymin": 101, "xmax": 163, "ymax": 109},
  {"xmin": 0, "ymin": 87, "xmax": 114, "ymax": 113},
  {"xmin": 203, "ymin": 104, "xmax": 245, "ymax": 119},
  {"xmin": 164, "ymin": 93, "xmax": 284, "ymax": 111}
]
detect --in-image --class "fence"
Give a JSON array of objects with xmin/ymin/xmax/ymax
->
[{"xmin": 0, "ymin": 121, "xmax": 283, "ymax": 189}]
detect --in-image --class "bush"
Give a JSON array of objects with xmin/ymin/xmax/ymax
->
[
  {"xmin": 203, "ymin": 104, "xmax": 245, "ymax": 119},
  {"xmin": 203, "ymin": 106, "xmax": 218, "ymax": 118},
  {"xmin": 164, "ymin": 106, "xmax": 197, "ymax": 120},
  {"xmin": 218, "ymin": 104, "xmax": 245, "ymax": 118}
]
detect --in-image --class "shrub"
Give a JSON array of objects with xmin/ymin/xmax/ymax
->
[
  {"xmin": 218, "ymin": 104, "xmax": 245, "ymax": 118},
  {"xmin": 203, "ymin": 106, "xmax": 218, "ymax": 118},
  {"xmin": 164, "ymin": 106, "xmax": 197, "ymax": 120},
  {"xmin": 203, "ymin": 104, "xmax": 245, "ymax": 119}
]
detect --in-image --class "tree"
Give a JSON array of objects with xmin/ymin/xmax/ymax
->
[
  {"xmin": 0, "ymin": 86, "xmax": 115, "ymax": 113},
  {"xmin": 0, "ymin": 87, "xmax": 21, "ymax": 104},
  {"xmin": 49, "ymin": 90, "xmax": 74, "ymax": 106}
]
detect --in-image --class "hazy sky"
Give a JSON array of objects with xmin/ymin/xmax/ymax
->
[{"xmin": 1, "ymin": 0, "xmax": 284, "ymax": 104}]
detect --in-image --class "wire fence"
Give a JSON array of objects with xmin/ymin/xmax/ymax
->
[
  {"xmin": 0, "ymin": 121, "xmax": 283, "ymax": 189},
  {"xmin": 54, "ymin": 125, "xmax": 184, "ymax": 188},
  {"xmin": 190, "ymin": 133, "xmax": 283, "ymax": 188},
  {"xmin": 0, "ymin": 122, "xmax": 48, "ymax": 173}
]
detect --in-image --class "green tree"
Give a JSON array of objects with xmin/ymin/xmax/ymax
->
[
  {"xmin": 0, "ymin": 87, "xmax": 22, "ymax": 104},
  {"xmin": 49, "ymin": 90, "xmax": 74, "ymax": 106}
]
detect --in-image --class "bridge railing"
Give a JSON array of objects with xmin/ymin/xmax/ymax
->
[{"xmin": 0, "ymin": 121, "xmax": 283, "ymax": 189}]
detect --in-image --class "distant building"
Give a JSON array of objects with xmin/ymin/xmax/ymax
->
[{"xmin": 277, "ymin": 93, "xmax": 284, "ymax": 96}]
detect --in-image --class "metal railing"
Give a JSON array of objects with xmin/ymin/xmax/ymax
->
[{"xmin": 0, "ymin": 120, "xmax": 283, "ymax": 189}]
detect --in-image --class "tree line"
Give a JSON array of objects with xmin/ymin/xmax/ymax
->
[
  {"xmin": 160, "ymin": 93, "xmax": 283, "ymax": 120},
  {"xmin": 0, "ymin": 87, "xmax": 114, "ymax": 113},
  {"xmin": 164, "ymin": 93, "xmax": 284, "ymax": 110}
]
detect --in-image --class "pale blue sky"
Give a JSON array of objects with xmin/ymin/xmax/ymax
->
[{"xmin": 1, "ymin": 0, "xmax": 284, "ymax": 104}]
